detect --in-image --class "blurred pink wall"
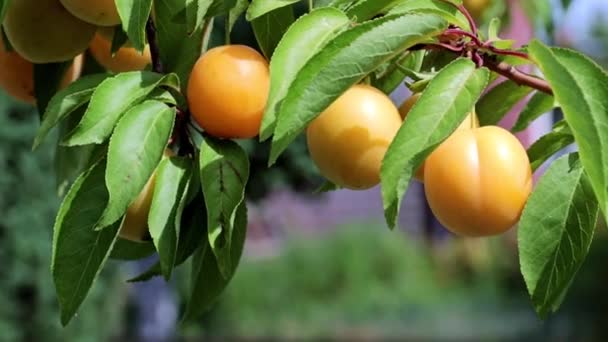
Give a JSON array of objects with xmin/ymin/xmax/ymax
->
[{"xmin": 498, "ymin": 0, "xmax": 552, "ymax": 149}]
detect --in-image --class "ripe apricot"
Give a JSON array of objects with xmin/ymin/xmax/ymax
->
[
  {"xmin": 187, "ymin": 45, "xmax": 270, "ymax": 139},
  {"xmin": 399, "ymin": 93, "xmax": 479, "ymax": 181},
  {"xmin": 118, "ymin": 171, "xmax": 156, "ymax": 242},
  {"xmin": 0, "ymin": 34, "xmax": 83, "ymax": 104},
  {"xmin": 306, "ymin": 84, "xmax": 402, "ymax": 190},
  {"xmin": 89, "ymin": 30, "xmax": 151, "ymax": 73},
  {"xmin": 424, "ymin": 126, "xmax": 532, "ymax": 237},
  {"xmin": 59, "ymin": 0, "xmax": 121, "ymax": 26},
  {"xmin": 3, "ymin": 0, "xmax": 96, "ymax": 63}
]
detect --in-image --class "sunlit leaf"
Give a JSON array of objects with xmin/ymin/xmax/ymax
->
[{"xmin": 519, "ymin": 153, "xmax": 599, "ymax": 317}]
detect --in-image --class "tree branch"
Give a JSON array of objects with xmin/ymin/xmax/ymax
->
[
  {"xmin": 412, "ymin": 44, "xmax": 554, "ymax": 96},
  {"xmin": 484, "ymin": 59, "xmax": 553, "ymax": 96},
  {"xmin": 146, "ymin": 17, "xmax": 163, "ymax": 74}
]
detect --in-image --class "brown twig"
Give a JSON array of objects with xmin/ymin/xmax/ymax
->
[
  {"xmin": 413, "ymin": 43, "xmax": 554, "ymax": 96},
  {"xmin": 485, "ymin": 59, "xmax": 553, "ymax": 95},
  {"xmin": 146, "ymin": 17, "xmax": 163, "ymax": 74}
]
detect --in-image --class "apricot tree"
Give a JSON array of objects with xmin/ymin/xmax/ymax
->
[{"xmin": 1, "ymin": 0, "xmax": 607, "ymax": 324}]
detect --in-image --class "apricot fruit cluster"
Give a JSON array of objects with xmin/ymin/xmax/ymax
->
[
  {"xmin": 0, "ymin": 0, "xmax": 151, "ymax": 103},
  {"xmin": 308, "ymin": 89, "xmax": 532, "ymax": 238},
  {"xmin": 184, "ymin": 43, "xmax": 532, "ymax": 238}
]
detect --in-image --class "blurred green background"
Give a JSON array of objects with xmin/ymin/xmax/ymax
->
[{"xmin": 2, "ymin": 0, "xmax": 608, "ymax": 341}]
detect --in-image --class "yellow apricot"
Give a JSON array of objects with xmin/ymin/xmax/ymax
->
[
  {"xmin": 89, "ymin": 31, "xmax": 151, "ymax": 73},
  {"xmin": 187, "ymin": 45, "xmax": 270, "ymax": 139},
  {"xmin": 306, "ymin": 84, "xmax": 402, "ymax": 190},
  {"xmin": 0, "ymin": 34, "xmax": 83, "ymax": 104},
  {"xmin": 424, "ymin": 126, "xmax": 532, "ymax": 237}
]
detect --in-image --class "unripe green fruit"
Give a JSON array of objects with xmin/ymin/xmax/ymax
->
[
  {"xmin": 59, "ymin": 0, "xmax": 121, "ymax": 26},
  {"xmin": 3, "ymin": 0, "xmax": 96, "ymax": 63}
]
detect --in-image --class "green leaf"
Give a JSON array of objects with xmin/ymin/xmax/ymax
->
[
  {"xmin": 251, "ymin": 4, "xmax": 295, "ymax": 59},
  {"xmin": 148, "ymin": 87, "xmax": 178, "ymax": 105},
  {"xmin": 387, "ymin": 0, "xmax": 469, "ymax": 28},
  {"xmin": 182, "ymin": 201, "xmax": 247, "ymax": 322},
  {"xmin": 54, "ymin": 107, "xmax": 96, "ymax": 197},
  {"xmin": 527, "ymin": 122, "xmax": 574, "ymax": 172},
  {"xmin": 154, "ymin": 0, "xmax": 207, "ymax": 91},
  {"xmin": 476, "ymin": 80, "xmax": 533, "ymax": 126},
  {"xmin": 512, "ymin": 92, "xmax": 556, "ymax": 133},
  {"xmin": 186, "ymin": 0, "xmax": 214, "ymax": 34},
  {"xmin": 519, "ymin": 153, "xmax": 599, "ymax": 317},
  {"xmin": 0, "ymin": 0, "xmax": 10, "ymax": 24},
  {"xmin": 1, "ymin": 27, "xmax": 12, "ymax": 51},
  {"xmin": 227, "ymin": 0, "xmax": 249, "ymax": 35},
  {"xmin": 314, "ymin": 181, "xmax": 341, "ymax": 193},
  {"xmin": 62, "ymin": 71, "xmax": 178, "ymax": 146},
  {"xmin": 33, "ymin": 61, "xmax": 73, "ymax": 118},
  {"xmin": 109, "ymin": 239, "xmax": 156, "ymax": 260},
  {"xmin": 488, "ymin": 18, "xmax": 501, "ymax": 41},
  {"xmin": 52, "ymin": 160, "xmax": 121, "ymax": 326},
  {"xmin": 259, "ymin": 7, "xmax": 350, "ymax": 141},
  {"xmin": 528, "ymin": 40, "xmax": 608, "ymax": 224},
  {"xmin": 381, "ymin": 58, "xmax": 489, "ymax": 229},
  {"xmin": 110, "ymin": 26, "xmax": 129, "ymax": 55},
  {"xmin": 34, "ymin": 73, "xmax": 110, "ymax": 149},
  {"xmin": 128, "ymin": 190, "xmax": 207, "ymax": 282},
  {"xmin": 199, "ymin": 137, "xmax": 249, "ymax": 279},
  {"xmin": 115, "ymin": 0, "xmax": 153, "ymax": 52},
  {"xmin": 269, "ymin": 12, "xmax": 447, "ymax": 165},
  {"xmin": 247, "ymin": 0, "xmax": 299, "ymax": 21},
  {"xmin": 345, "ymin": 0, "xmax": 395, "ymax": 21},
  {"xmin": 148, "ymin": 156, "xmax": 192, "ymax": 279},
  {"xmin": 206, "ymin": 0, "xmax": 237, "ymax": 17},
  {"xmin": 322, "ymin": 0, "xmax": 353, "ymax": 9},
  {"xmin": 97, "ymin": 100, "xmax": 175, "ymax": 229},
  {"xmin": 374, "ymin": 50, "xmax": 425, "ymax": 94}
]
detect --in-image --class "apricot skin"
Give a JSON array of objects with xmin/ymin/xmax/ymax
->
[
  {"xmin": 0, "ymin": 35, "xmax": 83, "ymax": 104},
  {"xmin": 118, "ymin": 150, "xmax": 173, "ymax": 242},
  {"xmin": 187, "ymin": 45, "xmax": 270, "ymax": 139},
  {"xmin": 59, "ymin": 0, "xmax": 121, "ymax": 26},
  {"xmin": 3, "ymin": 0, "xmax": 96, "ymax": 63},
  {"xmin": 306, "ymin": 84, "xmax": 403, "ymax": 190},
  {"xmin": 424, "ymin": 126, "xmax": 532, "ymax": 237},
  {"xmin": 89, "ymin": 32, "xmax": 151, "ymax": 73},
  {"xmin": 118, "ymin": 172, "xmax": 156, "ymax": 242}
]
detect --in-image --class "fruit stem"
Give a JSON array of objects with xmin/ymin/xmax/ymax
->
[
  {"xmin": 458, "ymin": 4, "xmax": 478, "ymax": 36},
  {"xmin": 308, "ymin": 0, "xmax": 313, "ymax": 12},
  {"xmin": 146, "ymin": 17, "xmax": 163, "ymax": 74},
  {"xmin": 437, "ymin": 0, "xmax": 478, "ymax": 35}
]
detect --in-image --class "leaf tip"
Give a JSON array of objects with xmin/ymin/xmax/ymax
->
[{"xmin": 60, "ymin": 310, "xmax": 74, "ymax": 327}]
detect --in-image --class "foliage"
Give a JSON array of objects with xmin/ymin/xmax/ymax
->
[
  {"xmin": 0, "ymin": 93, "xmax": 124, "ymax": 341},
  {"xmin": 190, "ymin": 226, "xmax": 541, "ymax": 339},
  {"xmin": 0, "ymin": 0, "xmax": 607, "ymax": 325}
]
